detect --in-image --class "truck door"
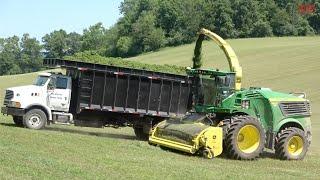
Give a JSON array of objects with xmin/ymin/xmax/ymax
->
[{"xmin": 47, "ymin": 76, "xmax": 71, "ymax": 112}]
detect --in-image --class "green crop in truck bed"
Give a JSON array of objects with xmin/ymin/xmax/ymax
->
[{"xmin": 64, "ymin": 51, "xmax": 186, "ymax": 75}]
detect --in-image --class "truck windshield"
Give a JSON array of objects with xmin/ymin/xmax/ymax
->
[{"xmin": 34, "ymin": 76, "xmax": 49, "ymax": 86}]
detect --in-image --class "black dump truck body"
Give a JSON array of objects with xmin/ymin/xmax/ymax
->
[{"xmin": 44, "ymin": 59, "xmax": 192, "ymax": 131}]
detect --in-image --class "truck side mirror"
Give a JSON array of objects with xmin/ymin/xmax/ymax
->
[
  {"xmin": 47, "ymin": 78, "xmax": 56, "ymax": 90},
  {"xmin": 47, "ymin": 84, "xmax": 54, "ymax": 90}
]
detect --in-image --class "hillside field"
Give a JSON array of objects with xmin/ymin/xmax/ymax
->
[{"xmin": 1, "ymin": 36, "xmax": 320, "ymax": 179}]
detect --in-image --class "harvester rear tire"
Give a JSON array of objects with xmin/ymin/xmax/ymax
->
[
  {"xmin": 134, "ymin": 127, "xmax": 149, "ymax": 141},
  {"xmin": 275, "ymin": 127, "xmax": 308, "ymax": 160},
  {"xmin": 224, "ymin": 115, "xmax": 266, "ymax": 160}
]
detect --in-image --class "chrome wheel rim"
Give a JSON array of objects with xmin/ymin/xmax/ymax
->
[{"xmin": 28, "ymin": 114, "xmax": 41, "ymax": 127}]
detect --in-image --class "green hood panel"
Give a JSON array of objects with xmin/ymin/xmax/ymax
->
[{"xmin": 257, "ymin": 88, "xmax": 307, "ymax": 102}]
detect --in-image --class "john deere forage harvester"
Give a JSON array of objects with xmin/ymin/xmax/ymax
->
[{"xmin": 149, "ymin": 28, "xmax": 312, "ymax": 160}]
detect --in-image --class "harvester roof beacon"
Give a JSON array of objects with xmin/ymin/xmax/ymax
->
[{"xmin": 149, "ymin": 28, "xmax": 312, "ymax": 160}]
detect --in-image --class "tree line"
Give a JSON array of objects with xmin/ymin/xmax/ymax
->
[{"xmin": 1, "ymin": 0, "xmax": 319, "ymax": 75}]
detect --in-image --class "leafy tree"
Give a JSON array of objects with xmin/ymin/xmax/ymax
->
[
  {"xmin": 174, "ymin": 0, "xmax": 203, "ymax": 43},
  {"xmin": 66, "ymin": 32, "xmax": 82, "ymax": 55},
  {"xmin": 81, "ymin": 22, "xmax": 107, "ymax": 55},
  {"xmin": 110, "ymin": 0, "xmax": 318, "ymax": 57},
  {"xmin": 156, "ymin": 0, "xmax": 204, "ymax": 44},
  {"xmin": 20, "ymin": 34, "xmax": 42, "ymax": 72},
  {"xmin": 143, "ymin": 27, "xmax": 166, "ymax": 51},
  {"xmin": 308, "ymin": 1, "xmax": 320, "ymax": 34},
  {"xmin": 270, "ymin": 9, "xmax": 296, "ymax": 36},
  {"xmin": 132, "ymin": 11, "xmax": 157, "ymax": 53},
  {"xmin": 0, "ymin": 34, "xmax": 43, "ymax": 75},
  {"xmin": 200, "ymin": 1, "xmax": 216, "ymax": 31},
  {"xmin": 0, "ymin": 38, "xmax": 4, "ymax": 51},
  {"xmin": 0, "ymin": 36, "xmax": 21, "ymax": 75},
  {"xmin": 213, "ymin": 0, "xmax": 237, "ymax": 38},
  {"xmin": 120, "ymin": 0, "xmax": 158, "ymax": 24},
  {"xmin": 131, "ymin": 11, "xmax": 166, "ymax": 52},
  {"xmin": 116, "ymin": 36, "xmax": 133, "ymax": 57},
  {"xmin": 232, "ymin": 0, "xmax": 267, "ymax": 37},
  {"xmin": 42, "ymin": 29, "xmax": 68, "ymax": 58},
  {"xmin": 251, "ymin": 20, "xmax": 273, "ymax": 37},
  {"xmin": 295, "ymin": 18, "xmax": 315, "ymax": 35},
  {"xmin": 105, "ymin": 25, "xmax": 120, "ymax": 57}
]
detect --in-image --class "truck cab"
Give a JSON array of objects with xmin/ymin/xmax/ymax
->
[{"xmin": 1, "ymin": 72, "xmax": 73, "ymax": 129}]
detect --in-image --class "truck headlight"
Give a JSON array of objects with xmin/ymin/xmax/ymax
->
[
  {"xmin": 241, "ymin": 100, "xmax": 250, "ymax": 109},
  {"xmin": 9, "ymin": 101, "xmax": 21, "ymax": 108}
]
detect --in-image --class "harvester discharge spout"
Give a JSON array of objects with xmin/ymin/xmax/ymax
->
[{"xmin": 193, "ymin": 28, "xmax": 242, "ymax": 90}]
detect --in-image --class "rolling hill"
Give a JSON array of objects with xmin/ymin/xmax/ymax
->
[{"xmin": 1, "ymin": 36, "xmax": 320, "ymax": 179}]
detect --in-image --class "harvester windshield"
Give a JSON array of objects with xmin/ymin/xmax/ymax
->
[{"xmin": 188, "ymin": 68, "xmax": 236, "ymax": 106}]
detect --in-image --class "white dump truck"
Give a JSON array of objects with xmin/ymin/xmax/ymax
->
[{"xmin": 1, "ymin": 59, "xmax": 192, "ymax": 139}]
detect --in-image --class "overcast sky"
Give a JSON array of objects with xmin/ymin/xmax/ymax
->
[{"xmin": 0, "ymin": 0, "xmax": 123, "ymax": 40}]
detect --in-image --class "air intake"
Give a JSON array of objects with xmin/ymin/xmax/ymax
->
[
  {"xmin": 245, "ymin": 92, "xmax": 263, "ymax": 99},
  {"xmin": 279, "ymin": 102, "xmax": 311, "ymax": 116}
]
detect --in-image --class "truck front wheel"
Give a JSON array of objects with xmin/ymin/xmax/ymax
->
[
  {"xmin": 13, "ymin": 116, "xmax": 23, "ymax": 127},
  {"xmin": 275, "ymin": 127, "xmax": 308, "ymax": 160},
  {"xmin": 23, "ymin": 109, "xmax": 47, "ymax": 130}
]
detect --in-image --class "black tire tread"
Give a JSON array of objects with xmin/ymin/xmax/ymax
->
[
  {"xmin": 13, "ymin": 116, "xmax": 23, "ymax": 127},
  {"xmin": 133, "ymin": 127, "xmax": 149, "ymax": 141},
  {"xmin": 223, "ymin": 115, "xmax": 266, "ymax": 160},
  {"xmin": 275, "ymin": 127, "xmax": 308, "ymax": 160}
]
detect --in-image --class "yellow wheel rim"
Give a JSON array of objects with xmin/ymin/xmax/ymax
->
[
  {"xmin": 237, "ymin": 125, "xmax": 260, "ymax": 153},
  {"xmin": 287, "ymin": 136, "xmax": 303, "ymax": 156}
]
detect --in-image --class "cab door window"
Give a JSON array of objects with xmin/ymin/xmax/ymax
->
[{"xmin": 56, "ymin": 77, "xmax": 68, "ymax": 89}]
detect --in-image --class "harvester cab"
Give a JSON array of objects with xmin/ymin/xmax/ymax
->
[
  {"xmin": 186, "ymin": 68, "xmax": 236, "ymax": 107},
  {"xmin": 149, "ymin": 28, "xmax": 312, "ymax": 160}
]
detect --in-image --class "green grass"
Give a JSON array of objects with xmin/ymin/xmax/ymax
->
[{"xmin": 1, "ymin": 36, "xmax": 320, "ymax": 179}]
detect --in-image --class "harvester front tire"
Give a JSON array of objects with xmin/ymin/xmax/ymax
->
[
  {"xmin": 275, "ymin": 127, "xmax": 308, "ymax": 160},
  {"xmin": 13, "ymin": 116, "xmax": 23, "ymax": 127},
  {"xmin": 134, "ymin": 127, "xmax": 149, "ymax": 141},
  {"xmin": 224, "ymin": 115, "xmax": 265, "ymax": 160}
]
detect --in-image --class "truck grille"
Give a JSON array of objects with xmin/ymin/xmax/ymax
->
[
  {"xmin": 3, "ymin": 90, "xmax": 14, "ymax": 105},
  {"xmin": 279, "ymin": 102, "xmax": 311, "ymax": 116}
]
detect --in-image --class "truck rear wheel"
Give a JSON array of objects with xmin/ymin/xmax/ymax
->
[
  {"xmin": 23, "ymin": 109, "xmax": 47, "ymax": 130},
  {"xmin": 275, "ymin": 127, "xmax": 308, "ymax": 160},
  {"xmin": 224, "ymin": 115, "xmax": 266, "ymax": 160},
  {"xmin": 133, "ymin": 127, "xmax": 149, "ymax": 141},
  {"xmin": 13, "ymin": 116, "xmax": 23, "ymax": 127}
]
